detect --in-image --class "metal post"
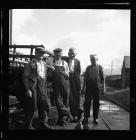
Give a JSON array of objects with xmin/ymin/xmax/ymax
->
[
  {"xmin": 9, "ymin": 9, "xmax": 12, "ymax": 46},
  {"xmin": 111, "ymin": 60, "xmax": 113, "ymax": 77}
]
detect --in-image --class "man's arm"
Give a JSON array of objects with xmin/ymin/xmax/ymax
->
[
  {"xmin": 58, "ymin": 61, "xmax": 69, "ymax": 79},
  {"xmin": 100, "ymin": 66, "xmax": 104, "ymax": 86},
  {"xmin": 23, "ymin": 63, "xmax": 32, "ymax": 97},
  {"xmin": 81, "ymin": 67, "xmax": 88, "ymax": 93},
  {"xmin": 76, "ymin": 59, "xmax": 81, "ymax": 75},
  {"xmin": 46, "ymin": 58, "xmax": 55, "ymax": 71},
  {"xmin": 62, "ymin": 61, "xmax": 69, "ymax": 79},
  {"xmin": 99, "ymin": 65, "xmax": 105, "ymax": 94},
  {"xmin": 47, "ymin": 65, "xmax": 55, "ymax": 71}
]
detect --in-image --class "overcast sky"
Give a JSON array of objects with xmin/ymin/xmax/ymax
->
[{"xmin": 12, "ymin": 9, "xmax": 130, "ymax": 75}]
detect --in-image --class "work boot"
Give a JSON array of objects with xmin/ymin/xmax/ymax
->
[
  {"xmin": 25, "ymin": 121, "xmax": 36, "ymax": 130},
  {"xmin": 39, "ymin": 122, "xmax": 53, "ymax": 130},
  {"xmin": 68, "ymin": 114, "xmax": 73, "ymax": 122},
  {"xmin": 82, "ymin": 117, "xmax": 88, "ymax": 125},
  {"xmin": 93, "ymin": 119, "xmax": 98, "ymax": 124},
  {"xmin": 28, "ymin": 125, "xmax": 35, "ymax": 130},
  {"xmin": 77, "ymin": 109, "xmax": 84, "ymax": 121},
  {"xmin": 72, "ymin": 116, "xmax": 78, "ymax": 122},
  {"xmin": 57, "ymin": 120, "xmax": 65, "ymax": 126},
  {"xmin": 57, "ymin": 117, "xmax": 65, "ymax": 126},
  {"xmin": 83, "ymin": 124, "xmax": 89, "ymax": 130}
]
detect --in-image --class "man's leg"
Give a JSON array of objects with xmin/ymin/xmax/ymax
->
[
  {"xmin": 93, "ymin": 93, "xmax": 100, "ymax": 124},
  {"xmin": 24, "ymin": 97, "xmax": 35, "ymax": 129},
  {"xmin": 37, "ymin": 79, "xmax": 52, "ymax": 129},
  {"xmin": 50, "ymin": 91, "xmax": 55, "ymax": 106},
  {"xmin": 53, "ymin": 83, "xmax": 65, "ymax": 126},
  {"xmin": 83, "ymin": 92, "xmax": 93, "ymax": 124}
]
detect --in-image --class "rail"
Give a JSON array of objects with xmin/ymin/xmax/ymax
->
[{"xmin": 99, "ymin": 111, "xmax": 112, "ymax": 130}]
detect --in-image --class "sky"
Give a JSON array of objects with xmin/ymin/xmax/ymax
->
[{"xmin": 12, "ymin": 9, "xmax": 130, "ymax": 75}]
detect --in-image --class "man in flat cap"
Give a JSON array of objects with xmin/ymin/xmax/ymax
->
[
  {"xmin": 81, "ymin": 54, "xmax": 104, "ymax": 128},
  {"xmin": 23, "ymin": 46, "xmax": 53, "ymax": 129},
  {"xmin": 62, "ymin": 48, "xmax": 83, "ymax": 122},
  {"xmin": 47, "ymin": 48, "xmax": 73, "ymax": 126}
]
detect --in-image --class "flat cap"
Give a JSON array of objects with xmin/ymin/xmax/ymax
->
[
  {"xmin": 53, "ymin": 48, "xmax": 62, "ymax": 53},
  {"xmin": 90, "ymin": 54, "xmax": 98, "ymax": 59},
  {"xmin": 35, "ymin": 47, "xmax": 45, "ymax": 53},
  {"xmin": 69, "ymin": 47, "xmax": 76, "ymax": 52}
]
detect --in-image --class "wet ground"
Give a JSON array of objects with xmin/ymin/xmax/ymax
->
[
  {"xmin": 99, "ymin": 98, "xmax": 130, "ymax": 130},
  {"xmin": 9, "ymin": 95, "xmax": 130, "ymax": 130}
]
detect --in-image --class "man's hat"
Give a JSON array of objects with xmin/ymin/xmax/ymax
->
[
  {"xmin": 53, "ymin": 48, "xmax": 62, "ymax": 53},
  {"xmin": 90, "ymin": 54, "xmax": 98, "ymax": 60},
  {"xmin": 35, "ymin": 47, "xmax": 45, "ymax": 53},
  {"xmin": 69, "ymin": 47, "xmax": 76, "ymax": 52}
]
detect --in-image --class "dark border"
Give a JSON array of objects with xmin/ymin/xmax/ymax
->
[
  {"xmin": 1, "ymin": 1, "xmax": 136, "ymax": 138},
  {"xmin": 0, "ymin": 0, "xmax": 131, "ymax": 9}
]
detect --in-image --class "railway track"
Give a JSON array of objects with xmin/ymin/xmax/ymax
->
[
  {"xmin": 99, "ymin": 111, "xmax": 112, "ymax": 130},
  {"xmin": 103, "ymin": 95, "xmax": 130, "ymax": 112},
  {"xmin": 80, "ymin": 94, "xmax": 113, "ymax": 130},
  {"xmin": 9, "ymin": 93, "xmax": 129, "ymax": 130},
  {"xmin": 80, "ymin": 94, "xmax": 129, "ymax": 130}
]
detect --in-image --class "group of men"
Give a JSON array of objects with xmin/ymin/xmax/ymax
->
[{"xmin": 23, "ymin": 46, "xmax": 104, "ymax": 130}]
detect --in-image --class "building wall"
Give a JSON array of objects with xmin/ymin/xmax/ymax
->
[{"xmin": 121, "ymin": 68, "xmax": 130, "ymax": 89}]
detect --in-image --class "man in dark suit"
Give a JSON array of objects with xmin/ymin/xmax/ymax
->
[{"xmin": 62, "ymin": 48, "xmax": 83, "ymax": 122}]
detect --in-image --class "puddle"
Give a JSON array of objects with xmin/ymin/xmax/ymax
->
[{"xmin": 100, "ymin": 100, "xmax": 120, "ymax": 112}]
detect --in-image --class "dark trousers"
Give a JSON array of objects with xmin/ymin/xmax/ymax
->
[
  {"xmin": 53, "ymin": 79, "xmax": 71, "ymax": 119},
  {"xmin": 49, "ymin": 91, "xmax": 56, "ymax": 106},
  {"xmin": 69, "ymin": 73, "xmax": 80, "ymax": 109},
  {"xmin": 84, "ymin": 87, "xmax": 100, "ymax": 120},
  {"xmin": 24, "ymin": 78, "xmax": 49, "ymax": 128},
  {"xmin": 69, "ymin": 91, "xmax": 82, "ymax": 117}
]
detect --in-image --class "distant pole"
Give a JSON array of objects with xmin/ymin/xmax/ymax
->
[
  {"xmin": 111, "ymin": 60, "xmax": 113, "ymax": 77},
  {"xmin": 9, "ymin": 9, "xmax": 12, "ymax": 46}
]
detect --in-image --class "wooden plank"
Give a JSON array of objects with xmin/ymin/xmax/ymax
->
[
  {"xmin": 9, "ymin": 45, "xmax": 43, "ymax": 48},
  {"xmin": 9, "ymin": 45, "xmax": 54, "ymax": 56},
  {"xmin": 9, "ymin": 54, "xmax": 34, "ymax": 58}
]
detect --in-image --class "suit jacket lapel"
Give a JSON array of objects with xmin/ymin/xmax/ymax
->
[{"xmin": 74, "ymin": 58, "xmax": 77, "ymax": 73}]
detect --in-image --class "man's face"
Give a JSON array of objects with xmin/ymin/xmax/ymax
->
[
  {"xmin": 90, "ymin": 56, "xmax": 97, "ymax": 65},
  {"xmin": 68, "ymin": 50, "xmax": 76, "ymax": 58},
  {"xmin": 35, "ymin": 51, "xmax": 44, "ymax": 59},
  {"xmin": 54, "ymin": 52, "xmax": 62, "ymax": 60}
]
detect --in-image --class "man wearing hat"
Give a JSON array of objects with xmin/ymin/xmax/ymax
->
[
  {"xmin": 81, "ymin": 54, "xmax": 104, "ymax": 127},
  {"xmin": 47, "ymin": 48, "xmax": 73, "ymax": 126},
  {"xmin": 23, "ymin": 46, "xmax": 53, "ymax": 129}
]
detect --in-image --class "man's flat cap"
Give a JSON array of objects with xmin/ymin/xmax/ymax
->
[
  {"xmin": 53, "ymin": 48, "xmax": 62, "ymax": 53},
  {"xmin": 35, "ymin": 47, "xmax": 45, "ymax": 53}
]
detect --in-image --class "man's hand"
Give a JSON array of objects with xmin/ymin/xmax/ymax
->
[
  {"xmin": 59, "ymin": 71, "xmax": 69, "ymax": 79},
  {"xmin": 100, "ymin": 89, "xmax": 104, "ymax": 95},
  {"xmin": 100, "ymin": 84, "xmax": 104, "ymax": 95},
  {"xmin": 50, "ymin": 66, "xmax": 55, "ymax": 71},
  {"xmin": 47, "ymin": 65, "xmax": 55, "ymax": 71},
  {"xmin": 26, "ymin": 89, "xmax": 32, "ymax": 98},
  {"xmin": 81, "ymin": 88, "xmax": 85, "ymax": 94}
]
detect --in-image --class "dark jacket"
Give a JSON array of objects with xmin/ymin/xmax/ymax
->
[
  {"xmin": 84, "ymin": 64, "xmax": 104, "ymax": 90},
  {"xmin": 62, "ymin": 56, "xmax": 81, "ymax": 90}
]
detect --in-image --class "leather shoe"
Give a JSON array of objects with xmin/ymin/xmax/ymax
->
[
  {"xmin": 82, "ymin": 118, "xmax": 88, "ymax": 125},
  {"xmin": 70, "ymin": 117, "xmax": 78, "ymax": 123},
  {"xmin": 93, "ymin": 119, "xmax": 98, "ymax": 124},
  {"xmin": 57, "ymin": 120, "xmax": 65, "ymax": 126},
  {"xmin": 39, "ymin": 123, "xmax": 53, "ymax": 130},
  {"xmin": 28, "ymin": 125, "xmax": 36, "ymax": 130},
  {"xmin": 77, "ymin": 109, "xmax": 84, "ymax": 121},
  {"xmin": 25, "ymin": 124, "xmax": 36, "ymax": 130}
]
